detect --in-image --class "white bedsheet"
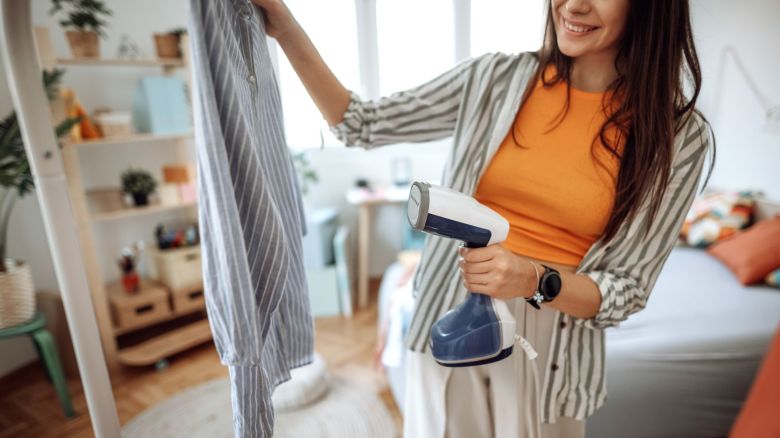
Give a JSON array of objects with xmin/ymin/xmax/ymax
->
[{"xmin": 587, "ymin": 246, "xmax": 780, "ymax": 438}]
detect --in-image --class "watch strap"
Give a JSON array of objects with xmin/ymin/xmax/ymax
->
[{"xmin": 525, "ymin": 264, "xmax": 560, "ymax": 309}]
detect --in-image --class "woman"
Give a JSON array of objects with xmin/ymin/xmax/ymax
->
[{"xmin": 252, "ymin": 0, "xmax": 714, "ymax": 436}]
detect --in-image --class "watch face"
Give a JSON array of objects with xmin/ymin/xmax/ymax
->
[{"xmin": 542, "ymin": 271, "xmax": 562, "ymax": 300}]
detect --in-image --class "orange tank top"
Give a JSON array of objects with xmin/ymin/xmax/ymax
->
[{"xmin": 474, "ymin": 72, "xmax": 623, "ymax": 266}]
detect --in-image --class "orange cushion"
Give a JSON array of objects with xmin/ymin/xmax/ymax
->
[
  {"xmin": 729, "ymin": 326, "xmax": 780, "ymax": 438},
  {"xmin": 708, "ymin": 217, "xmax": 780, "ymax": 285}
]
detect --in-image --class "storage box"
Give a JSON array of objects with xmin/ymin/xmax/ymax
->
[
  {"xmin": 132, "ymin": 76, "xmax": 192, "ymax": 134},
  {"xmin": 178, "ymin": 182, "xmax": 197, "ymax": 204},
  {"xmin": 170, "ymin": 283, "xmax": 205, "ymax": 315},
  {"xmin": 163, "ymin": 164, "xmax": 194, "ymax": 183},
  {"xmin": 149, "ymin": 246, "xmax": 202, "ymax": 292},
  {"xmin": 158, "ymin": 183, "xmax": 180, "ymax": 206},
  {"xmin": 107, "ymin": 280, "xmax": 171, "ymax": 332},
  {"xmin": 95, "ymin": 111, "xmax": 133, "ymax": 138}
]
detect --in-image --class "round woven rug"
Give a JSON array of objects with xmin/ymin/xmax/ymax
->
[{"xmin": 122, "ymin": 377, "xmax": 397, "ymax": 438}]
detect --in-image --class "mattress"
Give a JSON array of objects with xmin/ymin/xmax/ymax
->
[
  {"xmin": 378, "ymin": 247, "xmax": 780, "ymax": 436},
  {"xmin": 587, "ymin": 246, "xmax": 780, "ymax": 438}
]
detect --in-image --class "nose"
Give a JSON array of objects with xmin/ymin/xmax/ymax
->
[{"xmin": 562, "ymin": 0, "xmax": 591, "ymax": 15}]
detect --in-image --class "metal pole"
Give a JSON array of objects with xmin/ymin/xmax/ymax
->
[{"xmin": 0, "ymin": 1, "xmax": 120, "ymax": 436}]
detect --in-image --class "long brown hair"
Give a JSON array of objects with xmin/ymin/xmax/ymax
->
[{"xmin": 515, "ymin": 0, "xmax": 713, "ymax": 243}]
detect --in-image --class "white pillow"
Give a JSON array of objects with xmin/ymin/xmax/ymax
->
[{"xmin": 272, "ymin": 353, "xmax": 330, "ymax": 411}]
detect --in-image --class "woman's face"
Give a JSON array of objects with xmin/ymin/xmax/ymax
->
[{"xmin": 551, "ymin": 0, "xmax": 630, "ymax": 59}]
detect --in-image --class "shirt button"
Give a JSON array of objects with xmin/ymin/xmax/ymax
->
[
  {"xmin": 551, "ymin": 363, "xmax": 559, "ymax": 372},
  {"xmin": 248, "ymin": 75, "xmax": 256, "ymax": 84}
]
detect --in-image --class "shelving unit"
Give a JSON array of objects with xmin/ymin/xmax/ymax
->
[
  {"xmin": 65, "ymin": 131, "xmax": 193, "ymax": 148},
  {"xmin": 88, "ymin": 198, "xmax": 197, "ymax": 223},
  {"xmin": 34, "ymin": 30, "xmax": 210, "ymax": 369},
  {"xmin": 56, "ymin": 57, "xmax": 186, "ymax": 69}
]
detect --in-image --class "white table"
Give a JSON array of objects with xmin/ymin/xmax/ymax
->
[{"xmin": 346, "ymin": 185, "xmax": 410, "ymax": 309}]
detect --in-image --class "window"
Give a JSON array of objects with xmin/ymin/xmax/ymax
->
[
  {"xmin": 376, "ymin": 0, "xmax": 455, "ymax": 96},
  {"xmin": 471, "ymin": 0, "xmax": 545, "ymax": 56},
  {"xmin": 275, "ymin": 0, "xmax": 360, "ymax": 150},
  {"xmin": 273, "ymin": 0, "xmax": 545, "ymax": 151}
]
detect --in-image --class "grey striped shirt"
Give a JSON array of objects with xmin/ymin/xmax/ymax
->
[
  {"xmin": 190, "ymin": 1, "xmax": 313, "ymax": 436},
  {"xmin": 331, "ymin": 52, "xmax": 711, "ymax": 422}
]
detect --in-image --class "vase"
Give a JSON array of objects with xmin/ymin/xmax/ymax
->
[
  {"xmin": 0, "ymin": 259, "xmax": 35, "ymax": 328},
  {"xmin": 132, "ymin": 193, "xmax": 149, "ymax": 206},
  {"xmin": 66, "ymin": 30, "xmax": 100, "ymax": 58}
]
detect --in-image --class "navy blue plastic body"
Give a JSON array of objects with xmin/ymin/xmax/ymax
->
[
  {"xmin": 424, "ymin": 213, "xmax": 510, "ymax": 366},
  {"xmin": 423, "ymin": 214, "xmax": 491, "ymax": 248},
  {"xmin": 430, "ymin": 293, "xmax": 508, "ymax": 365}
]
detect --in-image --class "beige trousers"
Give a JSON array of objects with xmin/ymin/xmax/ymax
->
[{"xmin": 403, "ymin": 299, "xmax": 585, "ymax": 438}]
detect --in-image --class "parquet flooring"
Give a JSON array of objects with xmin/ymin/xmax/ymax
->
[{"xmin": 0, "ymin": 279, "xmax": 402, "ymax": 437}]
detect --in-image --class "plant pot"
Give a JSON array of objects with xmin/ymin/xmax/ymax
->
[
  {"xmin": 0, "ymin": 259, "xmax": 35, "ymax": 328},
  {"xmin": 154, "ymin": 33, "xmax": 181, "ymax": 59},
  {"xmin": 66, "ymin": 30, "xmax": 100, "ymax": 58},
  {"xmin": 121, "ymin": 271, "xmax": 140, "ymax": 294},
  {"xmin": 132, "ymin": 193, "xmax": 149, "ymax": 206}
]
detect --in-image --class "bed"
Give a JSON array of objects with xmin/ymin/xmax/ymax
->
[{"xmin": 377, "ymin": 245, "xmax": 780, "ymax": 437}]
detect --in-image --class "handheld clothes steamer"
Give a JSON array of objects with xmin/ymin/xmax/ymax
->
[{"xmin": 407, "ymin": 181, "xmax": 518, "ymax": 367}]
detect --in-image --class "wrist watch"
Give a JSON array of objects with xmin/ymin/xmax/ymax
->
[{"xmin": 526, "ymin": 264, "xmax": 562, "ymax": 309}]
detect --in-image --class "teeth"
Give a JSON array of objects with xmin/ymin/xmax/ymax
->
[{"xmin": 563, "ymin": 18, "xmax": 595, "ymax": 33}]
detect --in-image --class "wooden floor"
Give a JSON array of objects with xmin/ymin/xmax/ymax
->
[{"xmin": 0, "ymin": 280, "xmax": 402, "ymax": 437}]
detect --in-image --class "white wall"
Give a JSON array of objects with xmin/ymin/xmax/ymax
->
[
  {"xmin": 692, "ymin": 0, "xmax": 780, "ymax": 200},
  {"xmin": 1, "ymin": 0, "xmax": 778, "ymax": 377},
  {"xmin": 304, "ymin": 141, "xmax": 450, "ymax": 276}
]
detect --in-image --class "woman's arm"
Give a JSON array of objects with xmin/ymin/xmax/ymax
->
[
  {"xmin": 251, "ymin": 0, "xmax": 350, "ymax": 126},
  {"xmin": 253, "ymin": 0, "xmax": 493, "ymax": 149},
  {"xmin": 459, "ymin": 245, "xmax": 602, "ymax": 319}
]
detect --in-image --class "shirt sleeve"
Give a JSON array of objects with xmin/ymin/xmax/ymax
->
[
  {"xmin": 329, "ymin": 52, "xmax": 500, "ymax": 149},
  {"xmin": 577, "ymin": 112, "xmax": 713, "ymax": 330}
]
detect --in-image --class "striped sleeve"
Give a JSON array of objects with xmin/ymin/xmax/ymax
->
[
  {"xmin": 329, "ymin": 53, "xmax": 497, "ymax": 149},
  {"xmin": 578, "ymin": 113, "xmax": 712, "ymax": 330}
]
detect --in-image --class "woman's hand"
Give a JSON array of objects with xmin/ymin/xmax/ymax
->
[
  {"xmin": 458, "ymin": 244, "xmax": 538, "ymax": 300},
  {"xmin": 251, "ymin": 0, "xmax": 299, "ymax": 42}
]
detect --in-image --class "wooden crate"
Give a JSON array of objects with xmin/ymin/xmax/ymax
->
[
  {"xmin": 149, "ymin": 246, "xmax": 202, "ymax": 291},
  {"xmin": 170, "ymin": 283, "xmax": 205, "ymax": 315},
  {"xmin": 107, "ymin": 280, "xmax": 171, "ymax": 332}
]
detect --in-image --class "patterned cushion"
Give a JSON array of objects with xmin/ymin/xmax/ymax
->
[
  {"xmin": 680, "ymin": 190, "xmax": 760, "ymax": 248},
  {"xmin": 272, "ymin": 353, "xmax": 330, "ymax": 412},
  {"xmin": 766, "ymin": 269, "xmax": 780, "ymax": 288}
]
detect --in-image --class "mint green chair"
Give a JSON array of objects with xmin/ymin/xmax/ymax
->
[{"xmin": 0, "ymin": 312, "xmax": 74, "ymax": 417}]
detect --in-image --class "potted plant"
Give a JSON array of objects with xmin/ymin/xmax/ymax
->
[
  {"xmin": 292, "ymin": 151, "xmax": 319, "ymax": 197},
  {"xmin": 121, "ymin": 168, "xmax": 157, "ymax": 207},
  {"xmin": 0, "ymin": 70, "xmax": 80, "ymax": 328},
  {"xmin": 49, "ymin": 0, "xmax": 112, "ymax": 58},
  {"xmin": 154, "ymin": 27, "xmax": 187, "ymax": 59}
]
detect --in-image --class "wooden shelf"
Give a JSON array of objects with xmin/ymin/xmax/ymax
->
[
  {"xmin": 117, "ymin": 318, "xmax": 212, "ymax": 366},
  {"xmin": 90, "ymin": 201, "xmax": 197, "ymax": 223},
  {"xmin": 64, "ymin": 132, "xmax": 193, "ymax": 148},
  {"xmin": 56, "ymin": 57, "xmax": 185, "ymax": 68},
  {"xmin": 39, "ymin": 28, "xmax": 200, "ymax": 369}
]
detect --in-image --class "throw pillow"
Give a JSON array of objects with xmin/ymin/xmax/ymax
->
[{"xmin": 708, "ymin": 217, "xmax": 780, "ymax": 285}]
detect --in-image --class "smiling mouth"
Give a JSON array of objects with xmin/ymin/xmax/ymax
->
[{"xmin": 562, "ymin": 17, "xmax": 598, "ymax": 34}]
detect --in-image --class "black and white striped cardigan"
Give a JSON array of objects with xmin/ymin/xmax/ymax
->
[{"xmin": 331, "ymin": 51, "xmax": 711, "ymax": 422}]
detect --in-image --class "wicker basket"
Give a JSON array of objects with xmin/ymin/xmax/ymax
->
[{"xmin": 0, "ymin": 259, "xmax": 35, "ymax": 328}]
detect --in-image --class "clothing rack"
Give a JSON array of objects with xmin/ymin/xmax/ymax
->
[{"xmin": 0, "ymin": 1, "xmax": 121, "ymax": 436}]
